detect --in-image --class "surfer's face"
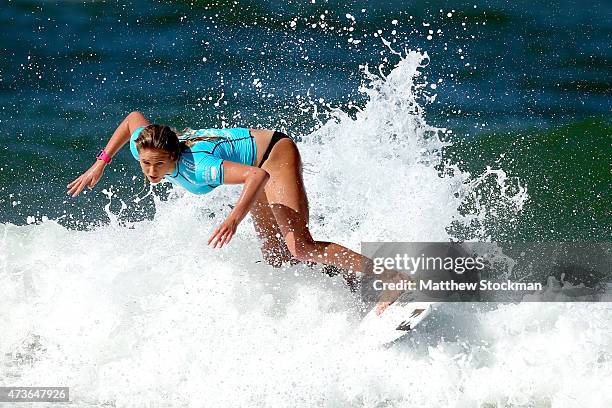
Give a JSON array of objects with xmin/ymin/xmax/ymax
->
[{"xmin": 139, "ymin": 148, "xmax": 177, "ymax": 184}]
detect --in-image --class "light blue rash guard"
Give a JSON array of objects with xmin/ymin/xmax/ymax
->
[{"xmin": 130, "ymin": 126, "xmax": 256, "ymax": 194}]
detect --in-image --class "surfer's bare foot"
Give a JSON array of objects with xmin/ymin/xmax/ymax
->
[
  {"xmin": 375, "ymin": 271, "xmax": 411, "ymax": 316},
  {"xmin": 375, "ymin": 301, "xmax": 392, "ymax": 315}
]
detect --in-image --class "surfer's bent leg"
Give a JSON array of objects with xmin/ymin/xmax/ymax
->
[
  {"xmin": 262, "ymin": 138, "xmax": 382, "ymax": 277},
  {"xmin": 250, "ymin": 190, "xmax": 297, "ymax": 267},
  {"xmin": 260, "ymin": 136, "xmax": 408, "ymax": 314}
]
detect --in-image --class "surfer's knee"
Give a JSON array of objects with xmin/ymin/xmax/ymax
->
[{"xmin": 286, "ymin": 239, "xmax": 317, "ymax": 262}]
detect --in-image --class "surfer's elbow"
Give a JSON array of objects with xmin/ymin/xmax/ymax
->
[
  {"xmin": 250, "ymin": 167, "xmax": 269, "ymax": 183},
  {"xmin": 239, "ymin": 167, "xmax": 269, "ymax": 189},
  {"xmin": 253, "ymin": 168, "xmax": 270, "ymax": 188},
  {"xmin": 127, "ymin": 111, "xmax": 148, "ymax": 124}
]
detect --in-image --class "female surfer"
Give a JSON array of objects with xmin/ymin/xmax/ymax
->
[{"xmin": 67, "ymin": 111, "xmax": 407, "ymax": 314}]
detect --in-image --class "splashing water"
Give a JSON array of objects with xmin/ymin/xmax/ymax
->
[{"xmin": 1, "ymin": 51, "xmax": 610, "ymax": 407}]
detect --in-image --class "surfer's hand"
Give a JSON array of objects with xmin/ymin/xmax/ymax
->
[
  {"xmin": 67, "ymin": 161, "xmax": 106, "ymax": 197},
  {"xmin": 208, "ymin": 216, "xmax": 239, "ymax": 248}
]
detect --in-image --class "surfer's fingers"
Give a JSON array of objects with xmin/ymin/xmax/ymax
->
[
  {"xmin": 207, "ymin": 226, "xmax": 221, "ymax": 245},
  {"xmin": 219, "ymin": 228, "xmax": 231, "ymax": 247},
  {"xmin": 218, "ymin": 227, "xmax": 234, "ymax": 248},
  {"xmin": 69, "ymin": 170, "xmax": 95, "ymax": 195},
  {"xmin": 67, "ymin": 177, "xmax": 84, "ymax": 196},
  {"xmin": 67, "ymin": 177, "xmax": 79, "ymax": 188},
  {"xmin": 215, "ymin": 235, "xmax": 224, "ymax": 248},
  {"xmin": 72, "ymin": 180, "xmax": 87, "ymax": 197},
  {"xmin": 67, "ymin": 181, "xmax": 78, "ymax": 195},
  {"xmin": 67, "ymin": 174, "xmax": 84, "ymax": 191},
  {"xmin": 223, "ymin": 222, "xmax": 238, "ymax": 244},
  {"xmin": 88, "ymin": 174, "xmax": 99, "ymax": 189},
  {"xmin": 209, "ymin": 226, "xmax": 227, "ymax": 248},
  {"xmin": 219, "ymin": 230, "xmax": 234, "ymax": 248},
  {"xmin": 210, "ymin": 217, "xmax": 238, "ymax": 248},
  {"xmin": 74, "ymin": 172, "xmax": 97, "ymax": 196}
]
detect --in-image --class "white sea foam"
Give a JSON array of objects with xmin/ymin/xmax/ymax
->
[{"xmin": 1, "ymin": 51, "xmax": 609, "ymax": 407}]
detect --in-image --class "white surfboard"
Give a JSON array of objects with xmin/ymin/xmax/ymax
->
[{"xmin": 359, "ymin": 299, "xmax": 436, "ymax": 345}]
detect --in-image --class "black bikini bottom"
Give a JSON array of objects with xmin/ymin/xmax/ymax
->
[{"xmin": 258, "ymin": 131, "xmax": 290, "ymax": 167}]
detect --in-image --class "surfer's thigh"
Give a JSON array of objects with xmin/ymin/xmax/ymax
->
[
  {"xmin": 262, "ymin": 139, "xmax": 314, "ymax": 257},
  {"xmin": 250, "ymin": 190, "xmax": 293, "ymax": 266}
]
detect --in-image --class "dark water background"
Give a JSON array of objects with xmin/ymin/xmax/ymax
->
[{"xmin": 0, "ymin": 0, "xmax": 610, "ymax": 241}]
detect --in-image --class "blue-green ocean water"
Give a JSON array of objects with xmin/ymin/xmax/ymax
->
[{"xmin": 1, "ymin": 0, "xmax": 610, "ymax": 240}]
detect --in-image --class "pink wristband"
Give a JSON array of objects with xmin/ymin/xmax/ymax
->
[{"xmin": 96, "ymin": 149, "xmax": 113, "ymax": 164}]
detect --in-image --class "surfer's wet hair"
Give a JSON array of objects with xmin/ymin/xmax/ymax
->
[
  {"xmin": 135, "ymin": 124, "xmax": 228, "ymax": 161},
  {"xmin": 135, "ymin": 124, "xmax": 182, "ymax": 161}
]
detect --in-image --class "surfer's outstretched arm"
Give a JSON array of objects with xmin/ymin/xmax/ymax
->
[
  {"xmin": 67, "ymin": 111, "xmax": 150, "ymax": 197},
  {"xmin": 207, "ymin": 161, "xmax": 270, "ymax": 248}
]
